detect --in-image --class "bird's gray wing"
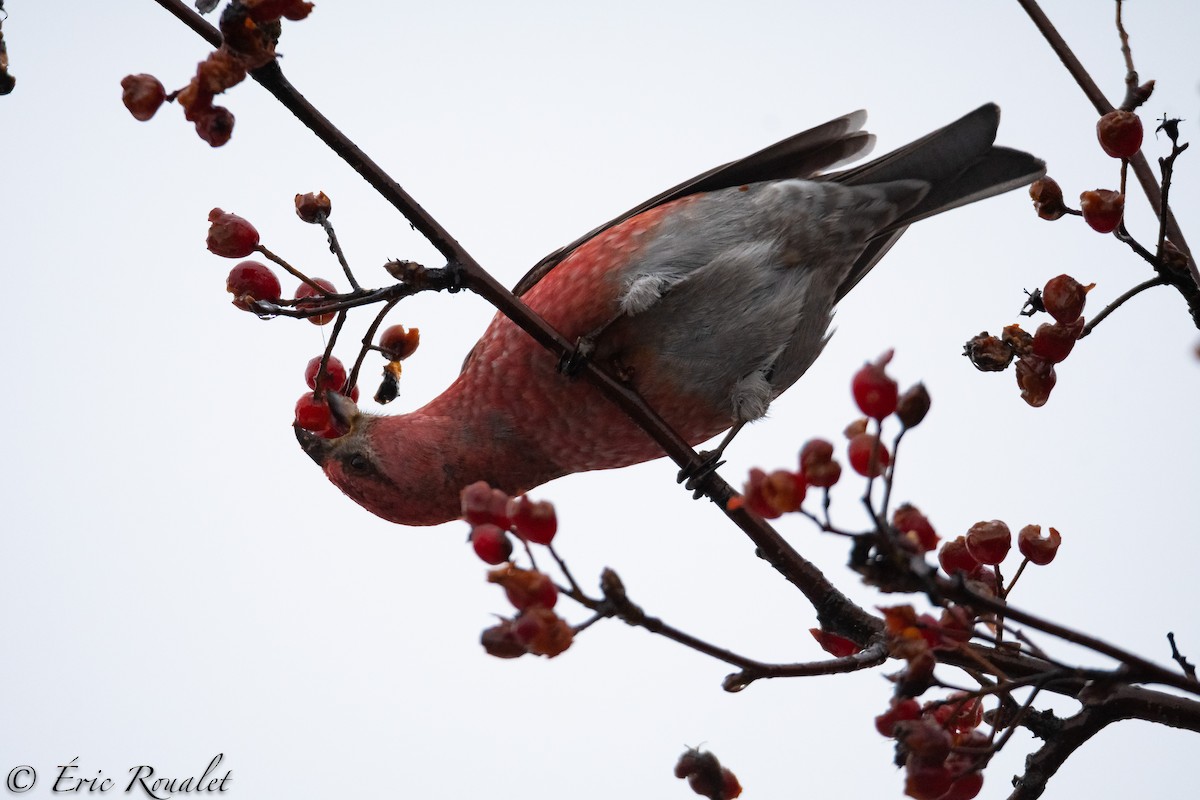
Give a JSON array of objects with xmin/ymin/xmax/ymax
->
[{"xmin": 510, "ymin": 111, "xmax": 875, "ymax": 297}]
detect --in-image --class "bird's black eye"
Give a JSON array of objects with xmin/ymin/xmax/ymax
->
[{"xmin": 346, "ymin": 452, "xmax": 372, "ymax": 476}]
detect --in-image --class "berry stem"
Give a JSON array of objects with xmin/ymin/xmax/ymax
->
[
  {"xmin": 546, "ymin": 543, "xmax": 585, "ymax": 599},
  {"xmin": 1003, "ymin": 557, "xmax": 1031, "ymax": 600},
  {"xmin": 254, "ymin": 244, "xmax": 330, "ymax": 295},
  {"xmin": 316, "ymin": 212, "xmax": 362, "ymax": 292},
  {"xmin": 879, "ymin": 426, "xmax": 907, "ymax": 522},
  {"xmin": 317, "ymin": 309, "xmax": 349, "ymax": 392},
  {"xmin": 347, "ymin": 297, "xmax": 401, "ymax": 396}
]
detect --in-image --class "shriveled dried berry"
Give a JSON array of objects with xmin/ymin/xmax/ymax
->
[
  {"xmin": 1015, "ymin": 355, "xmax": 1057, "ymax": 407},
  {"xmin": 1029, "ymin": 177, "xmax": 1068, "ymax": 220},
  {"xmin": 1018, "ymin": 524, "xmax": 1062, "ymax": 565},
  {"xmin": 1097, "ymin": 110, "xmax": 1144, "ymax": 159},
  {"xmin": 295, "ymin": 191, "xmax": 332, "ymax": 223},
  {"xmin": 963, "ymin": 333, "xmax": 1013, "ymax": 372},
  {"xmin": 121, "ymin": 73, "xmax": 166, "ymax": 121}
]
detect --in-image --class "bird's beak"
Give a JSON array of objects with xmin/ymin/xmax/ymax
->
[
  {"xmin": 294, "ymin": 424, "xmax": 332, "ymax": 466},
  {"xmin": 294, "ymin": 391, "xmax": 361, "ymax": 466}
]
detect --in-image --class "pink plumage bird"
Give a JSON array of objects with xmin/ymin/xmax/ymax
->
[{"xmin": 296, "ymin": 105, "xmax": 1043, "ymax": 525}]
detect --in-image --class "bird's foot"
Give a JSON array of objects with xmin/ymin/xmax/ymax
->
[
  {"xmin": 677, "ymin": 449, "xmax": 727, "ymax": 499},
  {"xmin": 557, "ymin": 336, "xmax": 597, "ymax": 377}
]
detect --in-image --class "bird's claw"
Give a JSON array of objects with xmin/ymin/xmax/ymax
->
[
  {"xmin": 557, "ymin": 336, "xmax": 596, "ymax": 377},
  {"xmin": 678, "ymin": 451, "xmax": 726, "ymax": 499}
]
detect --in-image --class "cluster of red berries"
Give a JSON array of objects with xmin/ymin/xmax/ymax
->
[
  {"xmin": 674, "ymin": 748, "xmax": 742, "ymax": 800},
  {"xmin": 873, "ymin": 516, "xmax": 1061, "ymax": 798},
  {"xmin": 939, "ymin": 520, "xmax": 1062, "ymax": 577},
  {"xmin": 1029, "ymin": 109, "xmax": 1143, "ymax": 233},
  {"xmin": 874, "ymin": 683, "xmax": 987, "ymax": 800},
  {"xmin": 120, "ymin": 0, "xmax": 314, "ymax": 146},
  {"xmin": 964, "ymin": 274, "xmax": 1092, "ymax": 407},
  {"xmin": 208, "ymin": 197, "xmax": 429, "ymax": 429},
  {"xmin": 462, "ymin": 482, "xmax": 573, "ymax": 659},
  {"xmin": 293, "ymin": 355, "xmax": 360, "ymax": 439},
  {"xmin": 876, "ymin": 603, "xmax": 993, "ymax": 800},
  {"xmin": 733, "ymin": 351, "xmax": 929, "ymax": 518}
]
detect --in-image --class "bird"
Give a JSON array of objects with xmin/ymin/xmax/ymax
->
[{"xmin": 296, "ymin": 104, "xmax": 1044, "ymax": 526}]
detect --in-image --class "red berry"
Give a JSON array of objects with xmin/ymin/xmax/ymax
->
[
  {"xmin": 1079, "ymin": 189, "xmax": 1124, "ymax": 234},
  {"xmin": 852, "ymin": 350, "xmax": 899, "ymax": 419},
  {"xmin": 294, "ymin": 191, "xmax": 332, "ymax": 223},
  {"xmin": 904, "ymin": 760, "xmax": 954, "ymax": 800},
  {"xmin": 940, "ymin": 771, "xmax": 984, "ymax": 800},
  {"xmin": 964, "ymin": 520, "xmax": 1011, "ymax": 566},
  {"xmin": 304, "ymin": 355, "xmax": 348, "ymax": 394},
  {"xmin": 120, "ymin": 73, "xmax": 166, "ymax": 121},
  {"xmin": 799, "ymin": 438, "xmax": 841, "ymax": 488},
  {"xmin": 1097, "ymin": 110, "xmax": 1144, "ymax": 159},
  {"xmin": 194, "ymin": 105, "xmax": 235, "ymax": 147},
  {"xmin": 1041, "ymin": 274, "xmax": 1090, "ymax": 323},
  {"xmin": 226, "ymin": 260, "xmax": 281, "ymax": 311},
  {"xmin": 295, "ymin": 278, "xmax": 338, "ymax": 326},
  {"xmin": 938, "ymin": 536, "xmax": 979, "ymax": 576},
  {"xmin": 896, "ymin": 383, "xmax": 931, "ymax": 428},
  {"xmin": 1018, "ymin": 524, "xmax": 1062, "ymax": 565},
  {"xmin": 460, "ymin": 481, "xmax": 511, "ymax": 528},
  {"xmin": 294, "ymin": 393, "xmax": 331, "ymax": 432},
  {"xmin": 1015, "ymin": 355, "xmax": 1057, "ymax": 408},
  {"xmin": 469, "ymin": 524, "xmax": 512, "ymax": 565},
  {"xmin": 897, "ymin": 720, "xmax": 953, "ymax": 762},
  {"xmin": 507, "ymin": 496, "xmax": 558, "ymax": 545},
  {"xmin": 874, "ymin": 698, "xmax": 921, "ymax": 737},
  {"xmin": 491, "ymin": 568, "xmax": 558, "ymax": 611},
  {"xmin": 480, "ymin": 620, "xmax": 526, "ymax": 659},
  {"xmin": 893, "ymin": 504, "xmax": 939, "ymax": 553},
  {"xmin": 1029, "ymin": 177, "xmax": 1068, "ymax": 221},
  {"xmin": 206, "ymin": 208, "xmax": 260, "ymax": 258},
  {"xmin": 379, "ymin": 324, "xmax": 421, "ymax": 361},
  {"xmin": 741, "ymin": 468, "xmax": 805, "ymax": 518},
  {"xmin": 847, "ymin": 433, "xmax": 890, "ymax": 478},
  {"xmin": 937, "ymin": 606, "xmax": 975, "ymax": 644},
  {"xmin": 931, "ymin": 692, "xmax": 983, "ymax": 734},
  {"xmin": 511, "ymin": 607, "xmax": 573, "ymax": 657},
  {"xmin": 1032, "ymin": 317, "xmax": 1084, "ymax": 363}
]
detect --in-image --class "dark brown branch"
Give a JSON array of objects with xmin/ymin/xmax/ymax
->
[
  {"xmin": 580, "ymin": 567, "xmax": 887, "ymax": 688},
  {"xmin": 938, "ymin": 573, "xmax": 1200, "ymax": 697},
  {"xmin": 1010, "ymin": 682, "xmax": 1200, "ymax": 800}
]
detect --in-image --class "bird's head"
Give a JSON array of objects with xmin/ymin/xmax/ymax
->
[{"xmin": 294, "ymin": 392, "xmax": 463, "ymax": 526}]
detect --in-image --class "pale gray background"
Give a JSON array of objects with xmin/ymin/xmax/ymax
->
[{"xmin": 2, "ymin": 1, "xmax": 1198, "ymax": 798}]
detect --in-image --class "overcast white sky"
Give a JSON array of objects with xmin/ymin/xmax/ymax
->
[{"xmin": 2, "ymin": 2, "xmax": 1198, "ymax": 798}]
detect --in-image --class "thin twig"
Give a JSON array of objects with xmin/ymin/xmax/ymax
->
[
  {"xmin": 317, "ymin": 213, "xmax": 361, "ymax": 291},
  {"xmin": 255, "ymin": 244, "xmax": 329, "ymax": 294},
  {"xmin": 1168, "ymin": 632, "xmax": 1198, "ymax": 680},
  {"xmin": 1080, "ymin": 275, "xmax": 1169, "ymax": 337}
]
